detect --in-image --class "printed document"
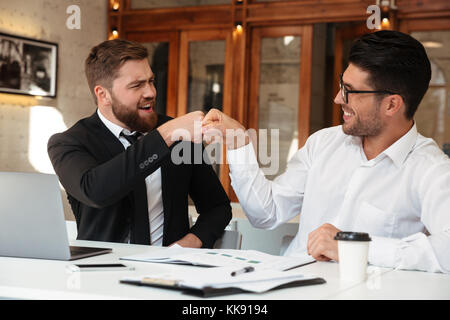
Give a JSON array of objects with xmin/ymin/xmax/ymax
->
[
  {"xmin": 121, "ymin": 265, "xmax": 319, "ymax": 293},
  {"xmin": 120, "ymin": 244, "xmax": 315, "ymax": 271}
]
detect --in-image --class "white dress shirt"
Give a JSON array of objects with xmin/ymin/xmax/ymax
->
[
  {"xmin": 97, "ymin": 110, "xmax": 164, "ymax": 246},
  {"xmin": 227, "ymin": 124, "xmax": 450, "ymax": 273}
]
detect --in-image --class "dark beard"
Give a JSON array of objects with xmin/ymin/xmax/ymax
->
[
  {"xmin": 341, "ymin": 104, "xmax": 383, "ymax": 137},
  {"xmin": 111, "ymin": 95, "xmax": 157, "ymax": 133},
  {"xmin": 342, "ymin": 115, "xmax": 383, "ymax": 137}
]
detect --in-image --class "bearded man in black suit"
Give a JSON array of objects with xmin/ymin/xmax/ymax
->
[{"xmin": 48, "ymin": 39, "xmax": 231, "ymax": 248}]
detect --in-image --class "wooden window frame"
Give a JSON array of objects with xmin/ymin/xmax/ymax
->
[
  {"xmin": 177, "ymin": 29, "xmax": 233, "ymax": 118},
  {"xmin": 248, "ymin": 25, "xmax": 313, "ymax": 148},
  {"xmin": 177, "ymin": 29, "xmax": 234, "ymax": 192}
]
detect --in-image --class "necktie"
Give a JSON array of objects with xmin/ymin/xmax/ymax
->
[{"xmin": 120, "ymin": 131, "xmax": 142, "ymax": 145}]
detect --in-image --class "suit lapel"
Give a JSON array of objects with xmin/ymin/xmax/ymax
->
[{"xmin": 85, "ymin": 111, "xmax": 125, "ymax": 159}]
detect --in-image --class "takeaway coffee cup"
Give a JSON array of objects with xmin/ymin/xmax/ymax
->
[{"xmin": 334, "ymin": 231, "xmax": 371, "ymax": 283}]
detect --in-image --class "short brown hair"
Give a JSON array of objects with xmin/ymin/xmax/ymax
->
[{"xmin": 85, "ymin": 39, "xmax": 148, "ymax": 103}]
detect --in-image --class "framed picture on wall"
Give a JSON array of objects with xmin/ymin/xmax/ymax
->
[{"xmin": 0, "ymin": 32, "xmax": 58, "ymax": 97}]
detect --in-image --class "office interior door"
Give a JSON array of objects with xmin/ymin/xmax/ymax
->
[
  {"xmin": 247, "ymin": 25, "xmax": 313, "ymax": 180},
  {"xmin": 177, "ymin": 29, "xmax": 233, "ymax": 180},
  {"xmin": 177, "ymin": 29, "xmax": 232, "ymax": 116}
]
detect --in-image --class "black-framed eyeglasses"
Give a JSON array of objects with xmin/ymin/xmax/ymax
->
[{"xmin": 339, "ymin": 73, "xmax": 398, "ymax": 104}]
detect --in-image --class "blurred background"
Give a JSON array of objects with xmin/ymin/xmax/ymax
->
[{"xmin": 0, "ymin": 0, "xmax": 448, "ymax": 222}]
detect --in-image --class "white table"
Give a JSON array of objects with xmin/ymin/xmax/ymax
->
[
  {"xmin": 333, "ymin": 268, "xmax": 450, "ymax": 300},
  {"xmin": 0, "ymin": 240, "xmax": 449, "ymax": 300}
]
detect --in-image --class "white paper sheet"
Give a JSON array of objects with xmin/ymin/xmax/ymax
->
[
  {"xmin": 121, "ymin": 245, "xmax": 315, "ymax": 271},
  {"xmin": 122, "ymin": 266, "xmax": 320, "ymax": 293}
]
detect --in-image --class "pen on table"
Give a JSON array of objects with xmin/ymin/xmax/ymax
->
[{"xmin": 231, "ymin": 266, "xmax": 255, "ymax": 277}]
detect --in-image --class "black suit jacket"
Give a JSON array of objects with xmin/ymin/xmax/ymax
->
[{"xmin": 47, "ymin": 111, "xmax": 232, "ymax": 248}]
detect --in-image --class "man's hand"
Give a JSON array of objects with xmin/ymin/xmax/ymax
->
[
  {"xmin": 201, "ymin": 108, "xmax": 249, "ymax": 150},
  {"xmin": 157, "ymin": 111, "xmax": 204, "ymax": 147},
  {"xmin": 307, "ymin": 223, "xmax": 341, "ymax": 261},
  {"xmin": 170, "ymin": 233, "xmax": 202, "ymax": 248}
]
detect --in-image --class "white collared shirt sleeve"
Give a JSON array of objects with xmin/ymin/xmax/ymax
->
[
  {"xmin": 369, "ymin": 159, "xmax": 450, "ymax": 273},
  {"xmin": 227, "ymin": 139, "xmax": 312, "ymax": 230},
  {"xmin": 418, "ymin": 159, "xmax": 450, "ymax": 273}
]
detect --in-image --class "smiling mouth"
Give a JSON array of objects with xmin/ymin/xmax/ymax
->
[
  {"xmin": 342, "ymin": 107, "xmax": 354, "ymax": 121},
  {"xmin": 138, "ymin": 104, "xmax": 154, "ymax": 112}
]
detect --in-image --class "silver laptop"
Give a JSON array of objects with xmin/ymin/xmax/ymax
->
[{"xmin": 0, "ymin": 172, "xmax": 111, "ymax": 260}]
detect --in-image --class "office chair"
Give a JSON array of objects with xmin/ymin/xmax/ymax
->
[
  {"xmin": 280, "ymin": 235, "xmax": 295, "ymax": 255},
  {"xmin": 235, "ymin": 218, "xmax": 298, "ymax": 256},
  {"xmin": 213, "ymin": 230, "xmax": 243, "ymax": 250}
]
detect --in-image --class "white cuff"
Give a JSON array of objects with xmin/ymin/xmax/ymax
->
[
  {"xmin": 227, "ymin": 142, "xmax": 258, "ymax": 169},
  {"xmin": 368, "ymin": 236, "xmax": 401, "ymax": 268},
  {"xmin": 397, "ymin": 232, "xmax": 444, "ymax": 273}
]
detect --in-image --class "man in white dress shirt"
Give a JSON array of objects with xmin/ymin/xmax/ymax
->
[{"xmin": 202, "ymin": 30, "xmax": 450, "ymax": 273}]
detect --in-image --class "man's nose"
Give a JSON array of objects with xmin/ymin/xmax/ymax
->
[
  {"xmin": 334, "ymin": 90, "xmax": 344, "ymax": 105},
  {"xmin": 143, "ymin": 82, "xmax": 156, "ymax": 99}
]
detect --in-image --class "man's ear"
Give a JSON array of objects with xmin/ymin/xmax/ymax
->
[
  {"xmin": 384, "ymin": 94, "xmax": 404, "ymax": 117},
  {"xmin": 94, "ymin": 85, "xmax": 112, "ymax": 107}
]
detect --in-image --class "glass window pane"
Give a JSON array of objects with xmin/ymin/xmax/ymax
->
[
  {"xmin": 412, "ymin": 30, "xmax": 450, "ymax": 152},
  {"xmin": 187, "ymin": 40, "xmax": 225, "ymax": 113},
  {"xmin": 141, "ymin": 42, "xmax": 169, "ymax": 115},
  {"xmin": 187, "ymin": 39, "xmax": 226, "ymax": 176},
  {"xmin": 415, "ymin": 87, "xmax": 446, "ymax": 145},
  {"xmin": 258, "ymin": 36, "xmax": 301, "ymax": 180},
  {"xmin": 131, "ymin": 0, "xmax": 229, "ymax": 10}
]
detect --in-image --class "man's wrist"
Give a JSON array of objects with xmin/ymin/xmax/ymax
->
[
  {"xmin": 156, "ymin": 121, "xmax": 174, "ymax": 147},
  {"xmin": 226, "ymin": 128, "xmax": 250, "ymax": 150},
  {"xmin": 176, "ymin": 233, "xmax": 203, "ymax": 248}
]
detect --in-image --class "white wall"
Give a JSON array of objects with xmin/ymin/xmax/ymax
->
[{"xmin": 0, "ymin": 0, "xmax": 107, "ymax": 219}]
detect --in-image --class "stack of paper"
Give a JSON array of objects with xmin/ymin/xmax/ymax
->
[
  {"xmin": 121, "ymin": 266, "xmax": 322, "ymax": 294},
  {"xmin": 120, "ymin": 244, "xmax": 315, "ymax": 271},
  {"xmin": 120, "ymin": 246, "xmax": 324, "ymax": 296}
]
